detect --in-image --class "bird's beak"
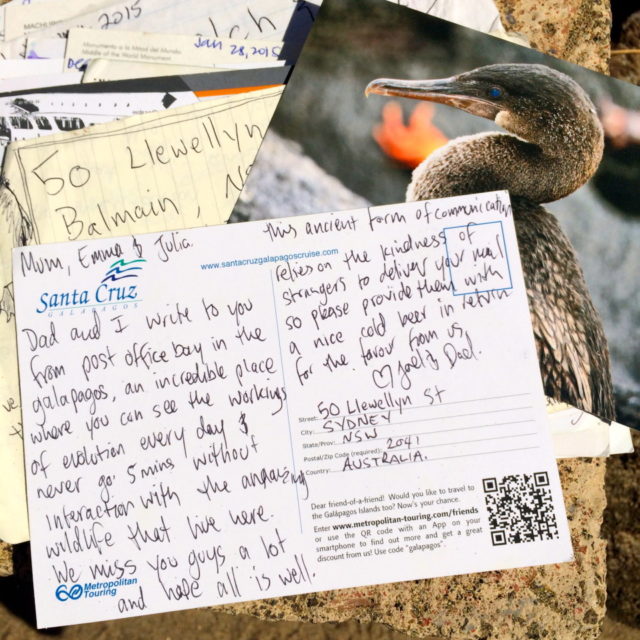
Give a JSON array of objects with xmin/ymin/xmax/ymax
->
[{"xmin": 365, "ymin": 77, "xmax": 501, "ymax": 121}]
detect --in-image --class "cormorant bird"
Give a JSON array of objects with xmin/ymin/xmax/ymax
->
[{"xmin": 366, "ymin": 63, "xmax": 615, "ymax": 421}]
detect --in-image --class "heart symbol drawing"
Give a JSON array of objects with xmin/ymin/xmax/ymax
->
[{"xmin": 371, "ymin": 364, "xmax": 393, "ymax": 389}]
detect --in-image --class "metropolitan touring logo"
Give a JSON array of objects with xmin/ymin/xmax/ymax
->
[
  {"xmin": 55, "ymin": 578, "xmax": 138, "ymax": 602},
  {"xmin": 37, "ymin": 258, "xmax": 146, "ymax": 314}
]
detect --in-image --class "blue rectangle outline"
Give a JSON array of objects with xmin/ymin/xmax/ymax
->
[{"xmin": 443, "ymin": 221, "xmax": 514, "ymax": 296}]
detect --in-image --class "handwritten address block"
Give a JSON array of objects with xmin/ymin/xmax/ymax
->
[{"xmin": 12, "ymin": 191, "xmax": 573, "ymax": 628}]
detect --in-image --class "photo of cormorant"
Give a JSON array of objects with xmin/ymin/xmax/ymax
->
[{"xmin": 365, "ymin": 63, "xmax": 614, "ymax": 423}]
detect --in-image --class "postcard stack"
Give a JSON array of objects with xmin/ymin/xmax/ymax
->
[{"xmin": 0, "ymin": 0, "xmax": 636, "ymax": 636}]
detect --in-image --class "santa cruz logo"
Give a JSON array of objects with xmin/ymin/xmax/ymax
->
[
  {"xmin": 101, "ymin": 258, "xmax": 146, "ymax": 283},
  {"xmin": 55, "ymin": 584, "xmax": 83, "ymax": 601},
  {"xmin": 37, "ymin": 258, "xmax": 146, "ymax": 314}
]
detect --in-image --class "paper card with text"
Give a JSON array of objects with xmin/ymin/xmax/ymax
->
[
  {"xmin": 13, "ymin": 191, "xmax": 573, "ymax": 627},
  {"xmin": 63, "ymin": 28, "xmax": 284, "ymax": 74},
  {"xmin": 6, "ymin": 0, "xmax": 320, "ymax": 53}
]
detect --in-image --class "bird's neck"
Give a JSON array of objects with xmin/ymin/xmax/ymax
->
[
  {"xmin": 411, "ymin": 118, "xmax": 603, "ymax": 204},
  {"xmin": 493, "ymin": 134, "xmax": 584, "ymax": 203},
  {"xmin": 495, "ymin": 106, "xmax": 604, "ymax": 202}
]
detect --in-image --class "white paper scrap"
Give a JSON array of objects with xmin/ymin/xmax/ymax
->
[
  {"xmin": 14, "ymin": 0, "xmax": 320, "ymax": 47},
  {"xmin": 546, "ymin": 399, "xmax": 634, "ymax": 458},
  {"xmin": 0, "ymin": 35, "xmax": 27, "ymax": 61},
  {"xmin": 25, "ymin": 36, "xmax": 66, "ymax": 60},
  {"xmin": 13, "ymin": 190, "xmax": 573, "ymax": 627},
  {"xmin": 64, "ymin": 28, "xmax": 283, "ymax": 73},
  {"xmin": 0, "ymin": 57, "xmax": 64, "ymax": 82},
  {"xmin": 82, "ymin": 59, "xmax": 226, "ymax": 82},
  {"xmin": 3, "ymin": 0, "xmax": 113, "ymax": 41},
  {"xmin": 0, "ymin": 71, "xmax": 82, "ymax": 93},
  {"xmin": 609, "ymin": 421, "xmax": 635, "ymax": 456}
]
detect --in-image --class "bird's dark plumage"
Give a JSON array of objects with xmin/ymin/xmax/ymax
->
[{"xmin": 367, "ymin": 63, "xmax": 615, "ymax": 421}]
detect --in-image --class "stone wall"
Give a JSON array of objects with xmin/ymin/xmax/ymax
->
[
  {"xmin": 222, "ymin": 459, "xmax": 607, "ymax": 640},
  {"xmin": 494, "ymin": 0, "xmax": 611, "ymax": 74}
]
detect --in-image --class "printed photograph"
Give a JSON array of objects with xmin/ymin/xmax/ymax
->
[{"xmin": 233, "ymin": 0, "xmax": 640, "ymax": 429}]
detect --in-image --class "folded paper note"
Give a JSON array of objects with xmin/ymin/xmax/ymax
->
[
  {"xmin": 0, "ymin": 87, "xmax": 283, "ymax": 544},
  {"xmin": 63, "ymin": 28, "xmax": 284, "ymax": 73},
  {"xmin": 13, "ymin": 190, "xmax": 573, "ymax": 627}
]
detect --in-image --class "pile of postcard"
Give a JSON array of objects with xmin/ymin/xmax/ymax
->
[{"xmin": 0, "ymin": 0, "xmax": 635, "ymax": 630}]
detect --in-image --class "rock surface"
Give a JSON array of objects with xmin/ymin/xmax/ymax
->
[
  {"xmin": 603, "ymin": 402, "xmax": 640, "ymax": 626},
  {"xmin": 222, "ymin": 459, "xmax": 607, "ymax": 640},
  {"xmin": 494, "ymin": 0, "xmax": 611, "ymax": 73},
  {"xmin": 232, "ymin": 135, "xmax": 369, "ymax": 222},
  {"xmin": 0, "ymin": 542, "xmax": 11, "ymax": 577},
  {"xmin": 610, "ymin": 12, "xmax": 640, "ymax": 85}
]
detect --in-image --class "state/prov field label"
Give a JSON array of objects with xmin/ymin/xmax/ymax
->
[{"xmin": 13, "ymin": 190, "xmax": 573, "ymax": 628}]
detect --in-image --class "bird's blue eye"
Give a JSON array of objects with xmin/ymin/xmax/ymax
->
[{"xmin": 489, "ymin": 87, "xmax": 502, "ymax": 99}]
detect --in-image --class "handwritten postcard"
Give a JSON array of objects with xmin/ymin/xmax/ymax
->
[
  {"xmin": 0, "ymin": 87, "xmax": 282, "ymax": 544},
  {"xmin": 63, "ymin": 28, "xmax": 284, "ymax": 74},
  {"xmin": 12, "ymin": 190, "xmax": 573, "ymax": 627}
]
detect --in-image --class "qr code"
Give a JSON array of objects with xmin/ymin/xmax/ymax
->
[{"xmin": 483, "ymin": 472, "xmax": 559, "ymax": 546}]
